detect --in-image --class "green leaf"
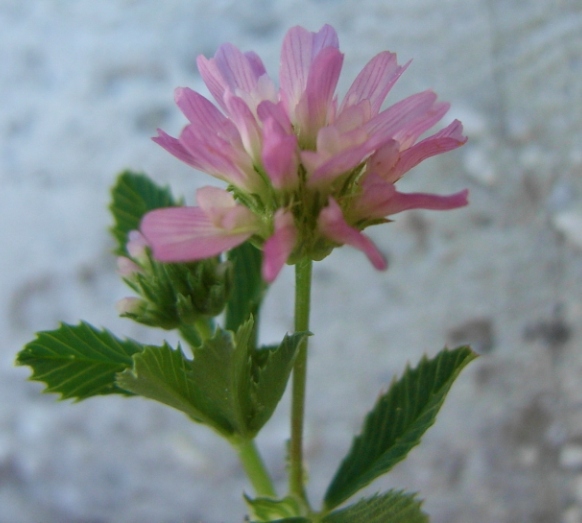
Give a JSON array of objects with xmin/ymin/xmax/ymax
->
[
  {"xmin": 245, "ymin": 495, "xmax": 305, "ymax": 522},
  {"xmin": 117, "ymin": 320, "xmax": 306, "ymax": 438},
  {"xmin": 16, "ymin": 322, "xmax": 144, "ymax": 400},
  {"xmin": 248, "ymin": 333, "xmax": 306, "ymax": 433},
  {"xmin": 322, "ymin": 491, "xmax": 428, "ymax": 523},
  {"xmin": 116, "ymin": 341, "xmax": 224, "ymax": 429},
  {"xmin": 109, "ymin": 170, "xmax": 179, "ymax": 255},
  {"xmin": 324, "ymin": 346, "xmax": 477, "ymax": 509},
  {"xmin": 225, "ymin": 241, "xmax": 266, "ymax": 333}
]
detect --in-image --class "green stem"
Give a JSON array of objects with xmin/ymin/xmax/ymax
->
[
  {"xmin": 289, "ymin": 258, "xmax": 313, "ymax": 505},
  {"xmin": 233, "ymin": 437, "xmax": 277, "ymax": 498}
]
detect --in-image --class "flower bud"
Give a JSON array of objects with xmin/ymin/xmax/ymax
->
[{"xmin": 117, "ymin": 231, "xmax": 232, "ymax": 329}]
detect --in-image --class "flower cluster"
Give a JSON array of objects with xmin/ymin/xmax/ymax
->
[{"xmin": 141, "ymin": 24, "xmax": 468, "ymax": 282}]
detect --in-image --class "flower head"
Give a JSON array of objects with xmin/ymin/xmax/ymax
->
[{"xmin": 143, "ymin": 25, "xmax": 468, "ymax": 282}]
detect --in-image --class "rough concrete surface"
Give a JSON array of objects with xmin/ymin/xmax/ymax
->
[{"xmin": 1, "ymin": 1, "xmax": 582, "ymax": 522}]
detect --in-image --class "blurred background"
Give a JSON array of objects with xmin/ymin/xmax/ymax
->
[{"xmin": 1, "ymin": 1, "xmax": 582, "ymax": 521}]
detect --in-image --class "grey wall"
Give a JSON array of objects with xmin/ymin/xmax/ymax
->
[{"xmin": 2, "ymin": 1, "xmax": 582, "ymax": 522}]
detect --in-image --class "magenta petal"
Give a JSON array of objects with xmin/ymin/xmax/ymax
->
[
  {"xmin": 141, "ymin": 207, "xmax": 253, "ymax": 262},
  {"xmin": 262, "ymin": 210, "xmax": 297, "ymax": 282},
  {"xmin": 318, "ymin": 198, "xmax": 387, "ymax": 270}
]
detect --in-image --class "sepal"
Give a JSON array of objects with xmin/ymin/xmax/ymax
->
[{"xmin": 119, "ymin": 250, "xmax": 232, "ymax": 330}]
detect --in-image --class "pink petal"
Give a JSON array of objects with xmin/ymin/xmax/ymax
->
[
  {"xmin": 280, "ymin": 25, "xmax": 339, "ymax": 119},
  {"xmin": 318, "ymin": 198, "xmax": 387, "ymax": 270},
  {"xmin": 380, "ymin": 188, "xmax": 469, "ymax": 215},
  {"xmin": 262, "ymin": 209, "xmax": 297, "ymax": 282},
  {"xmin": 366, "ymin": 140, "xmax": 400, "ymax": 182},
  {"xmin": 261, "ymin": 117, "xmax": 299, "ymax": 189},
  {"xmin": 141, "ymin": 206, "xmax": 257, "ymax": 262},
  {"xmin": 224, "ymin": 92, "xmax": 263, "ymax": 160},
  {"xmin": 306, "ymin": 130, "xmax": 391, "ymax": 187},
  {"xmin": 197, "ymin": 43, "xmax": 265, "ymax": 112},
  {"xmin": 339, "ymin": 52, "xmax": 409, "ymax": 116},
  {"xmin": 294, "ymin": 47, "xmax": 344, "ymax": 145},
  {"xmin": 365, "ymin": 90, "xmax": 438, "ymax": 139},
  {"xmin": 393, "ymin": 119, "xmax": 467, "ymax": 179},
  {"xmin": 391, "ymin": 101, "xmax": 450, "ymax": 149},
  {"xmin": 179, "ymin": 125, "xmax": 253, "ymax": 188},
  {"xmin": 257, "ymin": 100, "xmax": 293, "ymax": 134},
  {"xmin": 153, "ymin": 129, "xmax": 200, "ymax": 168}
]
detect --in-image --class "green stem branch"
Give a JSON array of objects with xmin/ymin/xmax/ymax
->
[
  {"xmin": 289, "ymin": 258, "xmax": 313, "ymax": 505},
  {"xmin": 233, "ymin": 437, "xmax": 277, "ymax": 498}
]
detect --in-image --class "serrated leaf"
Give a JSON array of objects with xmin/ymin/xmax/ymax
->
[
  {"xmin": 16, "ymin": 322, "xmax": 144, "ymax": 400},
  {"xmin": 116, "ymin": 320, "xmax": 306, "ymax": 438},
  {"xmin": 248, "ymin": 333, "xmax": 306, "ymax": 433},
  {"xmin": 116, "ymin": 342, "xmax": 226, "ymax": 430},
  {"xmin": 245, "ymin": 495, "xmax": 305, "ymax": 522},
  {"xmin": 324, "ymin": 346, "xmax": 477, "ymax": 509},
  {"xmin": 225, "ymin": 241, "xmax": 266, "ymax": 333},
  {"xmin": 109, "ymin": 170, "xmax": 179, "ymax": 255},
  {"xmin": 322, "ymin": 491, "xmax": 428, "ymax": 523}
]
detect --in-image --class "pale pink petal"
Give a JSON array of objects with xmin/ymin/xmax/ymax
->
[
  {"xmin": 391, "ymin": 101, "xmax": 450, "ymax": 149},
  {"xmin": 179, "ymin": 125, "xmax": 253, "ymax": 188},
  {"xmin": 197, "ymin": 43, "xmax": 264, "ymax": 111},
  {"xmin": 224, "ymin": 92, "xmax": 263, "ymax": 160},
  {"xmin": 366, "ymin": 140, "xmax": 400, "ymax": 182},
  {"xmin": 318, "ymin": 198, "xmax": 387, "ymax": 270},
  {"xmin": 339, "ymin": 52, "xmax": 409, "ymax": 116},
  {"xmin": 392, "ymin": 120, "xmax": 467, "ymax": 179},
  {"xmin": 117, "ymin": 257, "xmax": 143, "ymax": 277},
  {"xmin": 116, "ymin": 297, "xmax": 144, "ymax": 316},
  {"xmin": 365, "ymin": 90, "xmax": 438, "ymax": 139},
  {"xmin": 196, "ymin": 186, "xmax": 237, "ymax": 216},
  {"xmin": 141, "ymin": 206, "xmax": 257, "ymax": 262},
  {"xmin": 257, "ymin": 100, "xmax": 293, "ymax": 134},
  {"xmin": 280, "ymin": 25, "xmax": 339, "ymax": 119},
  {"xmin": 306, "ymin": 131, "xmax": 391, "ymax": 187},
  {"xmin": 127, "ymin": 230, "xmax": 149, "ymax": 259},
  {"xmin": 153, "ymin": 129, "xmax": 200, "ymax": 168},
  {"xmin": 261, "ymin": 117, "xmax": 299, "ymax": 189},
  {"xmin": 262, "ymin": 209, "xmax": 297, "ymax": 282},
  {"xmin": 294, "ymin": 47, "xmax": 344, "ymax": 145}
]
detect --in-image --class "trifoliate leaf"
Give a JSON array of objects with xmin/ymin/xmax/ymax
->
[
  {"xmin": 225, "ymin": 241, "xmax": 266, "ymax": 334},
  {"xmin": 116, "ymin": 319, "xmax": 306, "ymax": 438},
  {"xmin": 324, "ymin": 346, "xmax": 477, "ymax": 509},
  {"xmin": 110, "ymin": 170, "xmax": 179, "ymax": 255},
  {"xmin": 322, "ymin": 491, "xmax": 428, "ymax": 523},
  {"xmin": 16, "ymin": 322, "xmax": 144, "ymax": 400},
  {"xmin": 115, "ymin": 341, "xmax": 224, "ymax": 429}
]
